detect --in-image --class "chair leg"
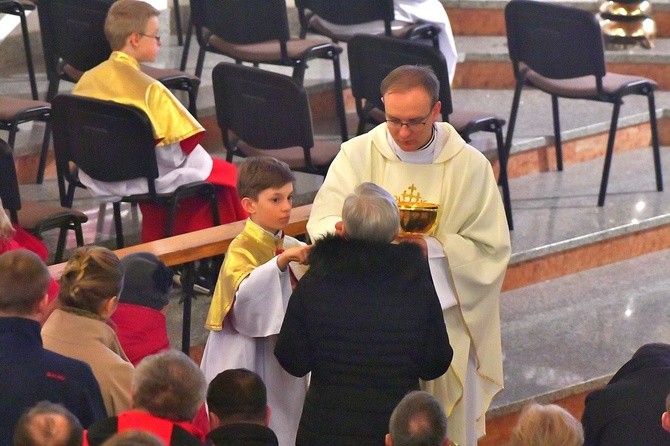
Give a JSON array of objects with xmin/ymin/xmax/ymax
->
[
  {"xmin": 187, "ymin": 85, "xmax": 198, "ymax": 119},
  {"xmin": 646, "ymin": 89, "xmax": 663, "ymax": 192},
  {"xmin": 179, "ymin": 16, "xmax": 193, "ymax": 71},
  {"xmin": 503, "ymin": 78, "xmax": 524, "ymax": 168},
  {"xmin": 64, "ymin": 182, "xmax": 76, "ymax": 208},
  {"xmin": 356, "ymin": 117, "xmax": 367, "ymax": 136},
  {"xmin": 7, "ymin": 123, "xmax": 17, "ymax": 149},
  {"xmin": 291, "ymin": 62, "xmax": 307, "ymax": 85},
  {"xmin": 17, "ymin": 8, "xmax": 38, "ymax": 100},
  {"xmin": 54, "ymin": 227, "xmax": 67, "ymax": 264},
  {"xmin": 329, "ymin": 52, "xmax": 349, "ymax": 142},
  {"xmin": 551, "ymin": 95, "xmax": 563, "ymax": 171},
  {"xmin": 113, "ymin": 202, "xmax": 125, "ymax": 248},
  {"xmin": 209, "ymin": 189, "xmax": 221, "ymax": 226},
  {"xmin": 173, "ymin": 0, "xmax": 183, "ymax": 46},
  {"xmin": 178, "ymin": 261, "xmax": 196, "ymax": 354},
  {"xmin": 36, "ymin": 121, "xmax": 51, "ymax": 184},
  {"xmin": 74, "ymin": 221, "xmax": 84, "ymax": 247},
  {"xmin": 598, "ymin": 101, "xmax": 621, "ymax": 206},
  {"xmin": 46, "ymin": 77, "xmax": 60, "ymax": 102},
  {"xmin": 195, "ymin": 45, "xmax": 206, "ymax": 79},
  {"xmin": 495, "ymin": 124, "xmax": 513, "ymax": 230}
]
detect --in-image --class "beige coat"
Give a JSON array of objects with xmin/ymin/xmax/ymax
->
[{"xmin": 42, "ymin": 309, "xmax": 134, "ymax": 416}]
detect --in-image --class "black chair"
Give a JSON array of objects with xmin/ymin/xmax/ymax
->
[
  {"xmin": 504, "ymin": 0, "xmax": 661, "ymax": 207},
  {"xmin": 0, "ymin": 96, "xmax": 52, "ymax": 184},
  {"xmin": 347, "ymin": 34, "xmax": 512, "ymax": 229},
  {"xmin": 295, "ymin": 0, "xmax": 439, "ymax": 47},
  {"xmin": 182, "ymin": 0, "xmax": 348, "ymax": 142},
  {"xmin": 0, "ymin": 138, "xmax": 87, "ymax": 263},
  {"xmin": 51, "ymin": 94, "xmax": 220, "ymax": 249},
  {"xmin": 0, "ymin": 1, "xmax": 38, "ymax": 99},
  {"xmin": 37, "ymin": 0, "xmax": 201, "ymax": 117},
  {"xmin": 212, "ymin": 62, "xmax": 341, "ymax": 176}
]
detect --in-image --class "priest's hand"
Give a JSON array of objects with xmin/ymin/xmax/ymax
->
[{"xmin": 396, "ymin": 235, "xmax": 428, "ymax": 258}]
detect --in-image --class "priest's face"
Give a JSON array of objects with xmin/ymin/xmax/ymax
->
[{"xmin": 383, "ymin": 86, "xmax": 441, "ymax": 152}]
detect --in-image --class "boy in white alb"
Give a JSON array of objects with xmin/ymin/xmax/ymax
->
[{"xmin": 200, "ymin": 157, "xmax": 311, "ymax": 446}]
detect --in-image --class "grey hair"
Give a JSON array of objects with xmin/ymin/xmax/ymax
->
[
  {"xmin": 132, "ymin": 350, "xmax": 206, "ymax": 422},
  {"xmin": 342, "ymin": 182, "xmax": 399, "ymax": 243},
  {"xmin": 388, "ymin": 391, "xmax": 448, "ymax": 446}
]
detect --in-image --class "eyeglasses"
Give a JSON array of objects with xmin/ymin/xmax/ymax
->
[
  {"xmin": 385, "ymin": 109, "xmax": 434, "ymax": 131},
  {"xmin": 139, "ymin": 33, "xmax": 161, "ymax": 44}
]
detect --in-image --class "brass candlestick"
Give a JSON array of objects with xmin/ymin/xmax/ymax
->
[{"xmin": 599, "ymin": 0, "xmax": 656, "ymax": 49}]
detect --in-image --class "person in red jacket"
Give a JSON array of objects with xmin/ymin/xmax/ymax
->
[{"xmin": 110, "ymin": 252, "xmax": 171, "ymax": 366}]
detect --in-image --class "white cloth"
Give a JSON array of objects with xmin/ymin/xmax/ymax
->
[
  {"xmin": 200, "ymin": 246, "xmax": 308, "ymax": 446},
  {"xmin": 394, "ymin": 0, "xmax": 458, "ymax": 84},
  {"xmin": 78, "ymin": 143, "xmax": 213, "ymax": 202}
]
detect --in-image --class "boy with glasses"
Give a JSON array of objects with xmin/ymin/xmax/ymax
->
[{"xmin": 72, "ymin": 0, "xmax": 246, "ymax": 243}]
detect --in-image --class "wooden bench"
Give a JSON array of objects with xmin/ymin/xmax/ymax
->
[{"xmin": 47, "ymin": 204, "xmax": 312, "ymax": 352}]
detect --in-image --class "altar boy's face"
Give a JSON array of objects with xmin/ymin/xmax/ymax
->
[{"xmin": 242, "ymin": 182, "xmax": 294, "ymax": 234}]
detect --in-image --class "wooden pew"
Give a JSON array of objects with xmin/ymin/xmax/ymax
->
[
  {"xmin": 47, "ymin": 204, "xmax": 312, "ymax": 352},
  {"xmin": 48, "ymin": 204, "xmax": 312, "ymax": 278}
]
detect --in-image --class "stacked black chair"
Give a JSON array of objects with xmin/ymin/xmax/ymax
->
[
  {"xmin": 181, "ymin": 0, "xmax": 348, "ymax": 142},
  {"xmin": 213, "ymin": 62, "xmax": 341, "ymax": 177},
  {"xmin": 504, "ymin": 0, "xmax": 661, "ymax": 207},
  {"xmin": 296, "ymin": 0, "xmax": 439, "ymax": 47},
  {"xmin": 0, "ymin": 138, "xmax": 87, "ymax": 263}
]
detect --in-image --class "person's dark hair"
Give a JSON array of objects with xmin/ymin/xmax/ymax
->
[
  {"xmin": 380, "ymin": 65, "xmax": 440, "ymax": 106},
  {"xmin": 237, "ymin": 157, "xmax": 295, "ymax": 201},
  {"xmin": 118, "ymin": 252, "xmax": 173, "ymax": 310},
  {"xmin": 388, "ymin": 391, "xmax": 447, "ymax": 446},
  {"xmin": 132, "ymin": 349, "xmax": 206, "ymax": 421},
  {"xmin": 0, "ymin": 249, "xmax": 50, "ymax": 315},
  {"xmin": 101, "ymin": 430, "xmax": 163, "ymax": 446},
  {"xmin": 13, "ymin": 401, "xmax": 83, "ymax": 446},
  {"xmin": 58, "ymin": 247, "xmax": 122, "ymax": 315},
  {"xmin": 207, "ymin": 368, "xmax": 267, "ymax": 425},
  {"xmin": 342, "ymin": 182, "xmax": 399, "ymax": 243}
]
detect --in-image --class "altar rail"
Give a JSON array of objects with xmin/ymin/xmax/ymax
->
[{"xmin": 48, "ymin": 204, "xmax": 312, "ymax": 279}]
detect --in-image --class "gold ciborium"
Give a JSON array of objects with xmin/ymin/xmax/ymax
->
[{"xmin": 397, "ymin": 202, "xmax": 439, "ymax": 237}]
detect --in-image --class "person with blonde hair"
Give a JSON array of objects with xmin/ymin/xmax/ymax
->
[
  {"xmin": 42, "ymin": 246, "xmax": 133, "ymax": 416},
  {"xmin": 509, "ymin": 403, "xmax": 584, "ymax": 446}
]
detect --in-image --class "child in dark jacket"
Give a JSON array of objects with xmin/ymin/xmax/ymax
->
[{"xmin": 111, "ymin": 252, "xmax": 172, "ymax": 366}]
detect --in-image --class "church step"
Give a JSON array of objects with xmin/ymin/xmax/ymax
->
[
  {"xmin": 484, "ymin": 246, "xmax": 670, "ymax": 438},
  {"xmin": 445, "ymin": 0, "xmax": 670, "ymax": 37}
]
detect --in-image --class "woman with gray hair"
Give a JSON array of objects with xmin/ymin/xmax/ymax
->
[{"xmin": 275, "ymin": 182, "xmax": 452, "ymax": 446}]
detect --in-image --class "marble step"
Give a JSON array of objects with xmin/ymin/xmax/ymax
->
[
  {"xmin": 445, "ymin": 0, "xmax": 670, "ymax": 37},
  {"xmin": 482, "ymin": 246, "xmax": 670, "ymax": 437}
]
